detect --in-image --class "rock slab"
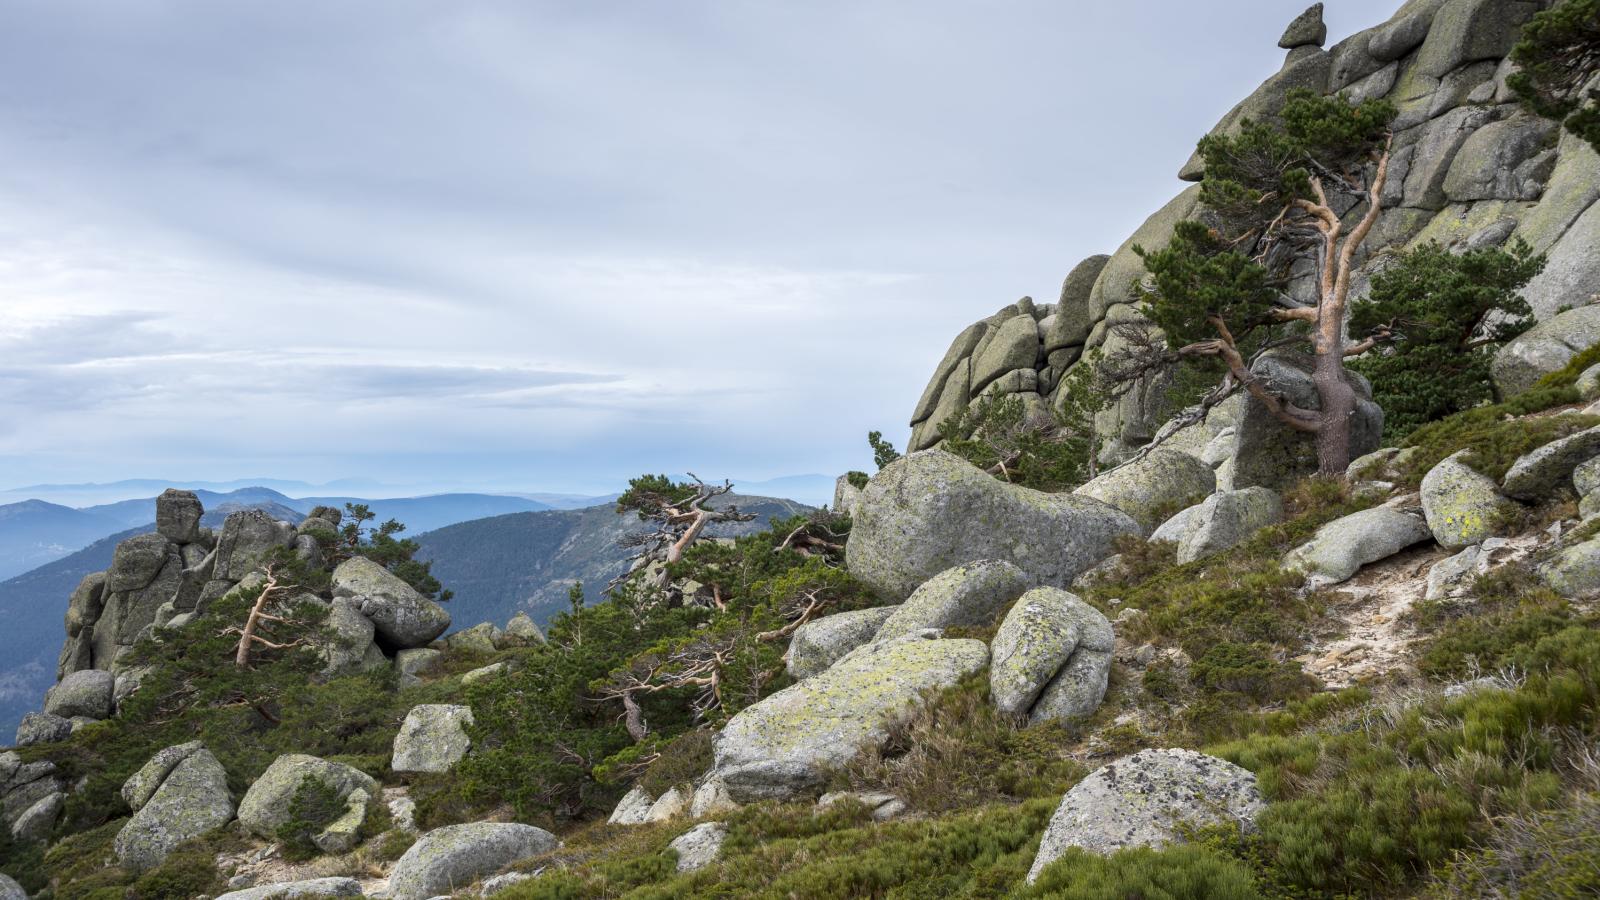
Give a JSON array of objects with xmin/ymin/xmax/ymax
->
[{"xmin": 389, "ymin": 821, "xmax": 559, "ymax": 900}]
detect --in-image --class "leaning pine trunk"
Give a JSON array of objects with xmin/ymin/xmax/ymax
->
[{"xmin": 1312, "ymin": 348, "xmax": 1356, "ymax": 476}]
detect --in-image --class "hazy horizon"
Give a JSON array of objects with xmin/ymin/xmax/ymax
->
[{"xmin": 1, "ymin": 0, "xmax": 1403, "ymax": 491}]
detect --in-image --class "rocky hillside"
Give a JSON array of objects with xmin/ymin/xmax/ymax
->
[
  {"xmin": 4, "ymin": 2, "xmax": 1600, "ymax": 899},
  {"xmin": 415, "ymin": 493, "xmax": 813, "ymax": 629}
]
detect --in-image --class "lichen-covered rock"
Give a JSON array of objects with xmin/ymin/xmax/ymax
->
[
  {"xmin": 461, "ymin": 661, "xmax": 508, "ymax": 684},
  {"xmin": 713, "ymin": 636, "xmax": 990, "ymax": 801},
  {"xmin": 503, "ymin": 612, "xmax": 545, "ymax": 645},
  {"xmin": 1156, "ymin": 488, "xmax": 1284, "ymax": 564},
  {"xmin": 1286, "ymin": 507, "xmax": 1432, "ymax": 585},
  {"xmin": 389, "ymin": 822, "xmax": 559, "ymax": 900},
  {"xmin": 1502, "ymin": 426, "xmax": 1600, "ymax": 502},
  {"xmin": 114, "ymin": 748, "xmax": 234, "ymax": 871},
  {"xmin": 690, "ymin": 777, "xmax": 738, "ymax": 818},
  {"xmin": 312, "ymin": 787, "xmax": 369, "ymax": 854},
  {"xmin": 1521, "ymin": 190, "xmax": 1600, "ymax": 321},
  {"xmin": 1278, "ymin": 3, "xmax": 1326, "ymax": 48},
  {"xmin": 320, "ymin": 598, "xmax": 381, "ymax": 677},
  {"xmin": 643, "ymin": 784, "xmax": 689, "ymax": 823},
  {"xmin": 846, "ymin": 450, "xmax": 1138, "ymax": 602},
  {"xmin": 44, "ymin": 669, "xmax": 113, "ymax": 720},
  {"xmin": 817, "ymin": 790, "xmax": 908, "ymax": 821},
  {"xmin": 331, "ymin": 556, "xmax": 450, "ymax": 649},
  {"xmin": 1026, "ymin": 749, "xmax": 1263, "ymax": 883},
  {"xmin": 446, "ymin": 622, "xmax": 500, "ymax": 655},
  {"xmin": 10, "ymin": 792, "xmax": 62, "ymax": 843},
  {"xmin": 121, "ymin": 741, "xmax": 203, "ymax": 811},
  {"xmin": 1045, "ymin": 255, "xmax": 1110, "ymax": 351},
  {"xmin": 970, "ymin": 315, "xmax": 1040, "ymax": 394},
  {"xmin": 236, "ymin": 754, "xmax": 379, "ymax": 839},
  {"xmin": 392, "ymin": 705, "xmax": 474, "ymax": 774},
  {"xmin": 1493, "ymin": 306, "xmax": 1600, "ymax": 396},
  {"xmin": 1421, "ymin": 451, "xmax": 1518, "ymax": 548},
  {"xmin": 13, "ymin": 712, "xmax": 72, "ymax": 747},
  {"xmin": 1427, "ymin": 544, "xmax": 1488, "ymax": 600},
  {"xmin": 153, "ymin": 488, "xmax": 205, "ymax": 544},
  {"xmin": 786, "ymin": 606, "xmax": 898, "ymax": 680},
  {"xmin": 1538, "ymin": 537, "xmax": 1600, "ymax": 598},
  {"xmin": 214, "ymin": 878, "xmax": 364, "ymax": 900},
  {"xmin": 106, "ymin": 533, "xmax": 173, "ymax": 593},
  {"xmin": 1442, "ymin": 116, "xmax": 1559, "ymax": 202},
  {"xmin": 1073, "ymin": 448, "xmax": 1215, "ymax": 536},
  {"xmin": 0, "ymin": 874, "xmax": 24, "ymax": 900},
  {"xmin": 875, "ymin": 560, "xmax": 1030, "ymax": 642},
  {"xmin": 213, "ymin": 509, "xmax": 296, "ymax": 582},
  {"xmin": 669, "ymin": 822, "xmax": 727, "ymax": 873},
  {"xmin": 608, "ymin": 786, "xmax": 653, "ymax": 825},
  {"xmin": 990, "ymin": 587, "xmax": 1113, "ymax": 723},
  {"xmin": 395, "ymin": 648, "xmax": 442, "ymax": 687}
]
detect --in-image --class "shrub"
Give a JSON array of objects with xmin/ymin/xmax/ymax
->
[
  {"xmin": 638, "ymin": 729, "xmax": 714, "ymax": 797},
  {"xmin": 1509, "ymin": 0, "xmax": 1600, "ymax": 155},
  {"xmin": 1397, "ymin": 392, "xmax": 1597, "ymax": 486},
  {"xmin": 842, "ymin": 675, "xmax": 1086, "ymax": 810},
  {"xmin": 1024, "ymin": 844, "xmax": 1263, "ymax": 900},
  {"xmin": 1348, "ymin": 240, "xmax": 1543, "ymax": 437},
  {"xmin": 1429, "ymin": 793, "xmax": 1600, "ymax": 898},
  {"xmin": 937, "ymin": 392, "xmax": 1094, "ymax": 492},
  {"xmin": 276, "ymin": 775, "xmax": 347, "ymax": 861}
]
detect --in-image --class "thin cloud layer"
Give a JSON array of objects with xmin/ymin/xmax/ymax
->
[{"xmin": 0, "ymin": 0, "xmax": 1404, "ymax": 494}]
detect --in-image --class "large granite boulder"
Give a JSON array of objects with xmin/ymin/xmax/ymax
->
[
  {"xmin": 155, "ymin": 489, "xmax": 205, "ymax": 544},
  {"xmin": 846, "ymin": 450, "xmax": 1139, "ymax": 602},
  {"xmin": 970, "ymin": 315, "xmax": 1040, "ymax": 395},
  {"xmin": 1502, "ymin": 426, "xmax": 1600, "ymax": 501},
  {"xmin": 236, "ymin": 754, "xmax": 378, "ymax": 840},
  {"xmin": 58, "ymin": 572, "xmax": 107, "ymax": 677},
  {"xmin": 503, "ymin": 612, "xmax": 546, "ymax": 645},
  {"xmin": 106, "ymin": 533, "xmax": 173, "ymax": 593},
  {"xmin": 121, "ymin": 741, "xmax": 204, "ymax": 811},
  {"xmin": 1538, "ymin": 537, "xmax": 1600, "ymax": 598},
  {"xmin": 114, "ymin": 746, "xmax": 234, "ymax": 871},
  {"xmin": 786, "ymin": 606, "xmax": 898, "ymax": 680},
  {"xmin": 875, "ymin": 560, "xmax": 1031, "ymax": 642},
  {"xmin": 331, "ymin": 556, "xmax": 450, "ymax": 649},
  {"xmin": 1286, "ymin": 507, "xmax": 1433, "ymax": 585},
  {"xmin": 989, "ymin": 587, "xmax": 1113, "ymax": 723},
  {"xmin": 1045, "ymin": 255, "xmax": 1110, "ymax": 351},
  {"xmin": 318, "ymin": 598, "xmax": 385, "ymax": 677},
  {"xmin": 389, "ymin": 822, "xmax": 558, "ymax": 900},
  {"xmin": 213, "ymin": 509, "xmax": 296, "ymax": 582},
  {"xmin": 712, "ymin": 635, "xmax": 989, "ymax": 801},
  {"xmin": 1520, "ymin": 193, "xmax": 1600, "ymax": 321},
  {"xmin": 1229, "ymin": 353, "xmax": 1382, "ymax": 490},
  {"xmin": 1073, "ymin": 448, "xmax": 1216, "ymax": 536},
  {"xmin": 392, "ymin": 704, "xmax": 474, "ymax": 774},
  {"xmin": 1493, "ymin": 306, "xmax": 1600, "ymax": 396},
  {"xmin": 395, "ymin": 648, "xmax": 442, "ymax": 687},
  {"xmin": 1421, "ymin": 451, "xmax": 1518, "ymax": 548},
  {"xmin": 44, "ymin": 669, "xmax": 114, "ymax": 720},
  {"xmin": 1153, "ymin": 487, "xmax": 1283, "ymax": 564},
  {"xmin": 1026, "ymin": 749, "xmax": 1264, "ymax": 883}
]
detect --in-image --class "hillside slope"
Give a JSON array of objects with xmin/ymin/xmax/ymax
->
[{"xmin": 416, "ymin": 493, "xmax": 813, "ymax": 629}]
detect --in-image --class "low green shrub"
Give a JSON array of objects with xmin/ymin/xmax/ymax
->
[
  {"xmin": 1397, "ymin": 388, "xmax": 1594, "ymax": 485},
  {"xmin": 276, "ymin": 775, "xmax": 346, "ymax": 861},
  {"xmin": 1025, "ymin": 844, "xmax": 1264, "ymax": 899}
]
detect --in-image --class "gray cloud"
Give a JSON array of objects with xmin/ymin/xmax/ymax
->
[{"xmin": 0, "ymin": 0, "xmax": 1406, "ymax": 492}]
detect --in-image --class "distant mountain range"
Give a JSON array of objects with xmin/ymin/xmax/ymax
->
[
  {"xmin": 416, "ymin": 492, "xmax": 814, "ymax": 633},
  {"xmin": 0, "ymin": 483, "xmax": 818, "ymax": 739}
]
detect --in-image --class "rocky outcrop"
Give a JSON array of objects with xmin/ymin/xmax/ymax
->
[
  {"xmin": 1026, "ymin": 749, "xmax": 1263, "ymax": 883},
  {"xmin": 331, "ymin": 557, "xmax": 450, "ymax": 649},
  {"xmin": 1420, "ymin": 451, "xmax": 1518, "ymax": 548},
  {"xmin": 392, "ymin": 704, "xmax": 474, "ymax": 774},
  {"xmin": 1539, "ymin": 536, "xmax": 1600, "ymax": 598},
  {"xmin": 2, "ymin": 752, "xmax": 64, "ymax": 844},
  {"xmin": 1286, "ymin": 507, "xmax": 1433, "ymax": 585},
  {"xmin": 909, "ymin": 0, "xmax": 1596, "ymax": 467},
  {"xmin": 114, "ymin": 744, "xmax": 234, "ymax": 871},
  {"xmin": 13, "ymin": 712, "xmax": 72, "ymax": 747},
  {"xmin": 846, "ymin": 451, "xmax": 1139, "ymax": 602},
  {"xmin": 786, "ymin": 606, "xmax": 898, "ymax": 680},
  {"xmin": 712, "ymin": 635, "xmax": 989, "ymax": 801},
  {"xmin": 503, "ymin": 612, "xmax": 545, "ymax": 645},
  {"xmin": 875, "ymin": 560, "xmax": 1031, "ymax": 641},
  {"xmin": 389, "ymin": 822, "xmax": 559, "ymax": 900},
  {"xmin": 670, "ymin": 822, "xmax": 728, "ymax": 872},
  {"xmin": 236, "ymin": 754, "xmax": 378, "ymax": 841},
  {"xmin": 989, "ymin": 588, "xmax": 1113, "ymax": 723}
]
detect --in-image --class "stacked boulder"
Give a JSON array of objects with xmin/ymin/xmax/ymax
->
[
  {"xmin": 114, "ymin": 742, "xmax": 235, "ymax": 870},
  {"xmin": 906, "ymin": 0, "xmax": 1600, "ymax": 473},
  {"xmin": 1, "ymin": 751, "xmax": 65, "ymax": 843},
  {"xmin": 237, "ymin": 754, "xmax": 379, "ymax": 855}
]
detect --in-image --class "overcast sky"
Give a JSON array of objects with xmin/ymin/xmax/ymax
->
[{"xmin": 0, "ymin": 0, "xmax": 1403, "ymax": 496}]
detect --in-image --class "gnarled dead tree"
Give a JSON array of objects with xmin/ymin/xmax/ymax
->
[
  {"xmin": 223, "ymin": 565, "xmax": 308, "ymax": 668},
  {"xmin": 608, "ymin": 474, "xmax": 755, "ymax": 594}
]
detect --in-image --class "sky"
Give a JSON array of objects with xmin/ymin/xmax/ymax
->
[{"xmin": 0, "ymin": 0, "xmax": 1404, "ymax": 497}]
